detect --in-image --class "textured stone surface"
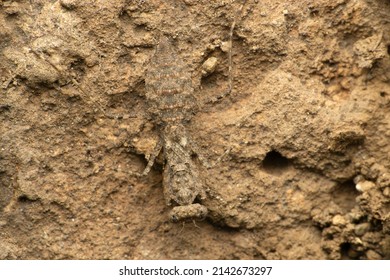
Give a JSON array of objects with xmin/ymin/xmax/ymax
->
[{"xmin": 0, "ymin": 0, "xmax": 389, "ymax": 259}]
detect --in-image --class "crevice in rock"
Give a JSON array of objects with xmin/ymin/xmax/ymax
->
[
  {"xmin": 17, "ymin": 195, "xmax": 39, "ymax": 203},
  {"xmin": 262, "ymin": 150, "xmax": 290, "ymax": 174}
]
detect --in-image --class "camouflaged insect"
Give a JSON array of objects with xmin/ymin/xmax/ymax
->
[{"xmin": 144, "ymin": 36, "xmax": 208, "ymax": 222}]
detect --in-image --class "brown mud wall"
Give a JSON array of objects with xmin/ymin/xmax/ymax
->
[{"xmin": 0, "ymin": 0, "xmax": 389, "ymax": 259}]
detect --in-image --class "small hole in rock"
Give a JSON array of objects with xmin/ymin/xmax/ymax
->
[
  {"xmin": 18, "ymin": 195, "xmax": 35, "ymax": 203},
  {"xmin": 380, "ymin": 91, "xmax": 387, "ymax": 97},
  {"xmin": 262, "ymin": 150, "xmax": 290, "ymax": 173},
  {"xmin": 340, "ymin": 243, "xmax": 351, "ymax": 259},
  {"xmin": 387, "ymin": 44, "xmax": 390, "ymax": 56},
  {"xmin": 340, "ymin": 242, "xmax": 361, "ymax": 260}
]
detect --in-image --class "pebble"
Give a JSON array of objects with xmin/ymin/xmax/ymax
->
[
  {"xmin": 366, "ymin": 250, "xmax": 382, "ymax": 260},
  {"xmin": 332, "ymin": 215, "xmax": 346, "ymax": 226},
  {"xmin": 201, "ymin": 57, "xmax": 218, "ymax": 77},
  {"xmin": 353, "ymin": 175, "xmax": 364, "ymax": 184},
  {"xmin": 347, "ymin": 247, "xmax": 360, "ymax": 259},
  {"xmin": 354, "ymin": 223, "xmax": 370, "ymax": 236},
  {"xmin": 355, "ymin": 180, "xmax": 375, "ymax": 192},
  {"xmin": 220, "ymin": 41, "xmax": 230, "ymax": 53},
  {"xmin": 60, "ymin": 0, "xmax": 78, "ymax": 10}
]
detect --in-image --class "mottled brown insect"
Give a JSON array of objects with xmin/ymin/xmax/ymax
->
[{"xmin": 144, "ymin": 36, "xmax": 208, "ymax": 222}]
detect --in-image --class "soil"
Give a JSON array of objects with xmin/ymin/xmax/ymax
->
[{"xmin": 0, "ymin": 0, "xmax": 389, "ymax": 260}]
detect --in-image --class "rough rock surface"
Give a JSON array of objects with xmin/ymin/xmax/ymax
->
[{"xmin": 0, "ymin": 0, "xmax": 389, "ymax": 259}]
